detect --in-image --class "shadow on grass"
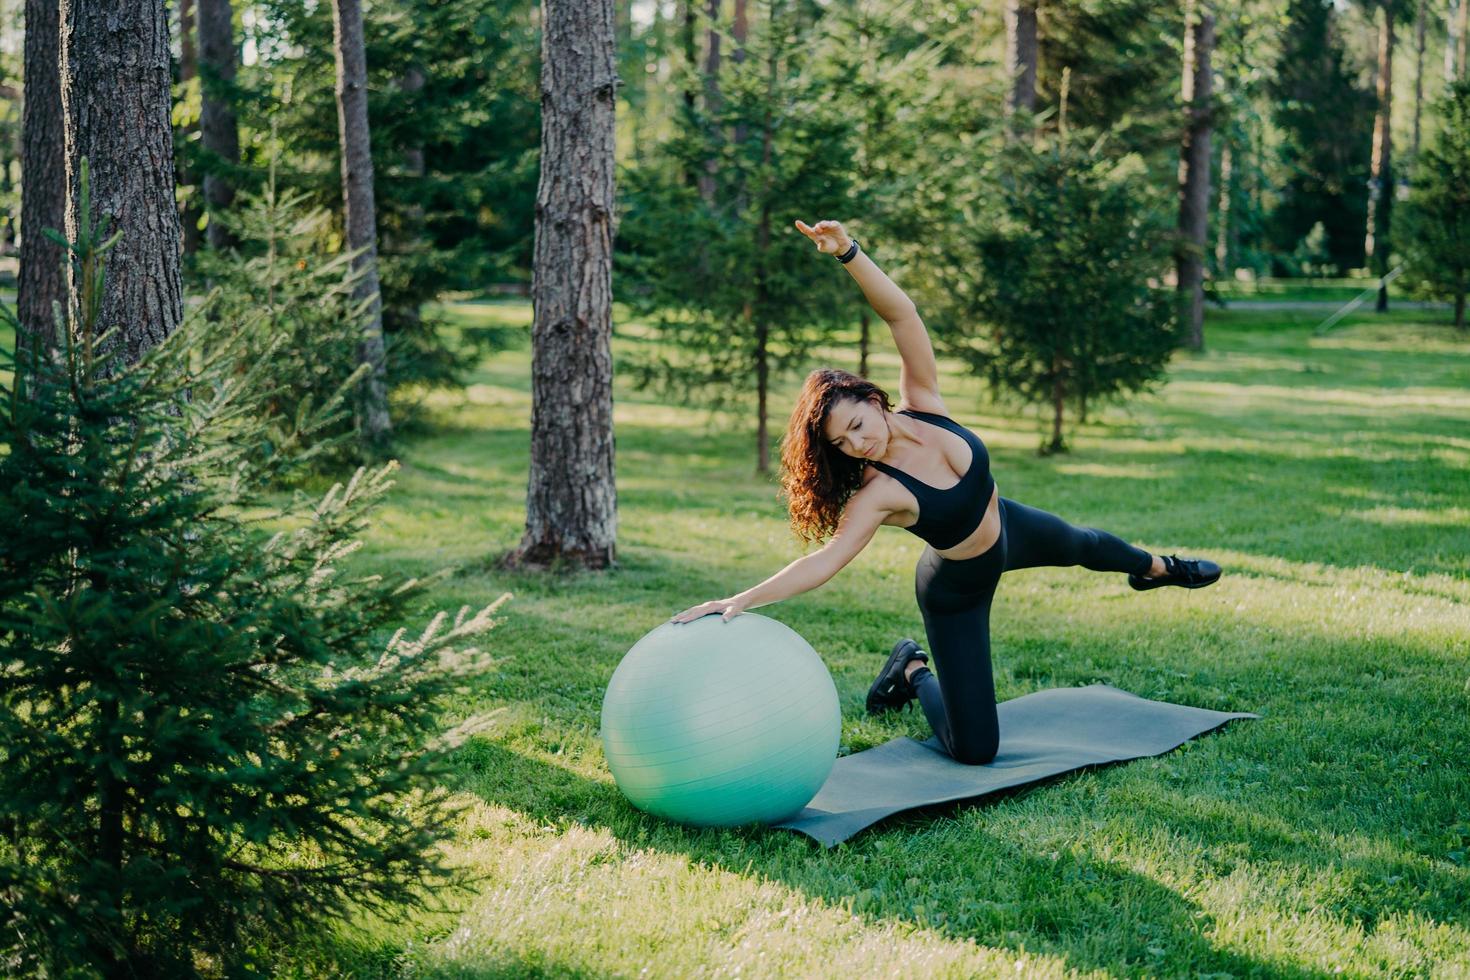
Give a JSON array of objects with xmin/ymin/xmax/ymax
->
[{"xmin": 447, "ymin": 737, "xmax": 1345, "ymax": 979}]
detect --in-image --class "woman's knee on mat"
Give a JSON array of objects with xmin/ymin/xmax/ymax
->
[{"xmin": 947, "ymin": 723, "xmax": 999, "ymax": 766}]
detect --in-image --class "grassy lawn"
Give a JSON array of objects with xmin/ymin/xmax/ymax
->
[
  {"xmin": 1209, "ymin": 278, "xmax": 1391, "ymax": 304},
  {"xmin": 256, "ymin": 299, "xmax": 1470, "ymax": 977}
]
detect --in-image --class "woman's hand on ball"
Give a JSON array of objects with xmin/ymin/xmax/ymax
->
[
  {"xmin": 794, "ymin": 219, "xmax": 851, "ymax": 256},
  {"xmin": 670, "ymin": 598, "xmax": 747, "ymax": 624}
]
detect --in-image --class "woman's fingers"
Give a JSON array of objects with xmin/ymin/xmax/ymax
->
[
  {"xmin": 670, "ymin": 601, "xmax": 717, "ymax": 624},
  {"xmin": 669, "ymin": 598, "xmax": 745, "ymax": 624},
  {"xmin": 795, "ymin": 219, "xmax": 844, "ymax": 254}
]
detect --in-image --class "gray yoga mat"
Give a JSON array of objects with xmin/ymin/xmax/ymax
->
[{"xmin": 770, "ymin": 683, "xmax": 1260, "ymax": 848}]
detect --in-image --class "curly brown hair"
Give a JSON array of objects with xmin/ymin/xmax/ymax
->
[{"xmin": 778, "ymin": 368, "xmax": 894, "ymax": 548}]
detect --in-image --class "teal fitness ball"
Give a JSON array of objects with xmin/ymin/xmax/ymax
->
[{"xmin": 600, "ymin": 613, "xmax": 841, "ymax": 829}]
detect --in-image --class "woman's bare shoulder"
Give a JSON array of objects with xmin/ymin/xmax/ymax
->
[
  {"xmin": 894, "ymin": 386, "xmax": 947, "ymax": 417},
  {"xmin": 857, "ymin": 464, "xmax": 915, "ymax": 525}
]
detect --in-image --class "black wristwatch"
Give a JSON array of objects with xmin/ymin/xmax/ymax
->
[{"xmin": 837, "ymin": 238, "xmax": 861, "ymax": 264}]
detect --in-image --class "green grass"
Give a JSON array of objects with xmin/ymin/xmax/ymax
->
[
  {"xmin": 1209, "ymin": 278, "xmax": 1387, "ymax": 304},
  {"xmin": 263, "ymin": 299, "xmax": 1470, "ymax": 977}
]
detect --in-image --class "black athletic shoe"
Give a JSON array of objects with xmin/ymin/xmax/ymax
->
[
  {"xmin": 1129, "ymin": 554, "xmax": 1222, "ymax": 591},
  {"xmin": 866, "ymin": 638, "xmax": 929, "ymax": 716}
]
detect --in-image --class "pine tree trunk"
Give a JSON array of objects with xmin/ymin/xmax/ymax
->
[
  {"xmin": 199, "ymin": 0, "xmax": 238, "ymax": 251},
  {"xmin": 1004, "ymin": 1, "xmax": 1037, "ymax": 142},
  {"xmin": 1413, "ymin": 0, "xmax": 1425, "ymax": 158},
  {"xmin": 752, "ymin": 8, "xmax": 777, "ymax": 476},
  {"xmin": 698, "ymin": 0, "xmax": 721, "ymax": 204},
  {"xmin": 1447, "ymin": 1, "xmax": 1459, "ymax": 83},
  {"xmin": 178, "ymin": 0, "xmax": 203, "ymax": 257},
  {"xmin": 96, "ymin": 695, "xmax": 126, "ymax": 972},
  {"xmin": 859, "ymin": 308, "xmax": 870, "ymax": 378},
  {"xmin": 681, "ymin": 0, "xmax": 698, "ymax": 188},
  {"xmin": 1455, "ymin": 289, "xmax": 1466, "ymax": 330},
  {"xmin": 752, "ymin": 299, "xmax": 769, "ymax": 474},
  {"xmin": 1176, "ymin": 0, "xmax": 1213, "ymax": 351},
  {"xmin": 1048, "ymin": 354, "xmax": 1065, "ymax": 454},
  {"xmin": 504, "ymin": 0, "xmax": 618, "ymax": 571},
  {"xmin": 1, "ymin": 126, "xmax": 12, "ymax": 255},
  {"xmin": 731, "ymin": 0, "xmax": 747, "ymax": 148},
  {"xmin": 1365, "ymin": 2, "xmax": 1394, "ymax": 312},
  {"xmin": 1215, "ymin": 141, "xmax": 1233, "ymax": 273},
  {"xmin": 19, "ymin": 0, "xmax": 65, "ymax": 360},
  {"xmin": 60, "ymin": 0, "xmax": 184, "ymax": 366},
  {"xmin": 1458, "ymin": 0, "xmax": 1468, "ymax": 78},
  {"xmin": 332, "ymin": 0, "xmax": 392, "ymax": 447}
]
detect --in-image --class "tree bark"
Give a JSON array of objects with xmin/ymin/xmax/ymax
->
[
  {"xmin": 1215, "ymin": 141, "xmax": 1233, "ymax": 274},
  {"xmin": 1176, "ymin": 0, "xmax": 1213, "ymax": 351},
  {"xmin": 731, "ymin": 0, "xmax": 747, "ymax": 148},
  {"xmin": 332, "ymin": 0, "xmax": 392, "ymax": 447},
  {"xmin": 199, "ymin": 0, "xmax": 238, "ymax": 250},
  {"xmin": 1458, "ymin": 0, "xmax": 1468, "ymax": 78},
  {"xmin": 1364, "ymin": 2, "xmax": 1393, "ymax": 312},
  {"xmin": 752, "ymin": 1, "xmax": 778, "ymax": 476},
  {"xmin": 1048, "ymin": 352, "xmax": 1065, "ymax": 454},
  {"xmin": 681, "ymin": 0, "xmax": 698, "ymax": 188},
  {"xmin": 503, "ymin": 0, "xmax": 618, "ymax": 571},
  {"xmin": 1004, "ymin": 1, "xmax": 1037, "ymax": 142},
  {"xmin": 177, "ymin": 0, "xmax": 202, "ymax": 257},
  {"xmin": 698, "ymin": 0, "xmax": 721, "ymax": 204},
  {"xmin": 1412, "ymin": 0, "xmax": 1425, "ymax": 158},
  {"xmin": 19, "ymin": 0, "xmax": 65, "ymax": 361},
  {"xmin": 60, "ymin": 0, "xmax": 184, "ymax": 366}
]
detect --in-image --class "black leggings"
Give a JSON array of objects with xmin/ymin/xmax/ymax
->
[{"xmin": 909, "ymin": 496, "xmax": 1154, "ymax": 765}]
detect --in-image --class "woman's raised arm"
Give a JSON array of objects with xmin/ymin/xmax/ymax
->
[{"xmin": 794, "ymin": 219, "xmax": 942, "ymax": 399}]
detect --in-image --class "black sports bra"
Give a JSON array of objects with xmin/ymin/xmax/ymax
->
[{"xmin": 866, "ymin": 409, "xmax": 996, "ymax": 550}]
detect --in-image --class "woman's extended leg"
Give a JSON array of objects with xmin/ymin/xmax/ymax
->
[{"xmin": 998, "ymin": 496, "xmax": 1154, "ymax": 576}]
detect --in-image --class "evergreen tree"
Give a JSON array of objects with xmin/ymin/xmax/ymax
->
[
  {"xmin": 0, "ymin": 167, "xmax": 508, "ymax": 976},
  {"xmin": 616, "ymin": 0, "xmax": 857, "ymax": 475},
  {"xmin": 1399, "ymin": 77, "xmax": 1470, "ymax": 328},
  {"xmin": 193, "ymin": 147, "xmax": 378, "ymax": 469},
  {"xmin": 936, "ymin": 132, "xmax": 1180, "ymax": 454}
]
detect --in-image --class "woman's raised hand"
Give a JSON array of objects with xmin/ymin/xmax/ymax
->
[
  {"xmin": 794, "ymin": 219, "xmax": 851, "ymax": 256},
  {"xmin": 669, "ymin": 597, "xmax": 748, "ymax": 625}
]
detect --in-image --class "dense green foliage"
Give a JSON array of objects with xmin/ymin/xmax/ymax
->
[
  {"xmin": 1265, "ymin": 0, "xmax": 1376, "ymax": 274},
  {"xmin": 0, "ymin": 206, "xmax": 507, "ymax": 976},
  {"xmin": 180, "ymin": 0, "xmax": 539, "ymax": 391},
  {"xmin": 193, "ymin": 157, "xmax": 374, "ymax": 469}
]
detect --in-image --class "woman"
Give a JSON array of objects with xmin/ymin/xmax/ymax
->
[{"xmin": 670, "ymin": 219, "xmax": 1220, "ymax": 766}]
